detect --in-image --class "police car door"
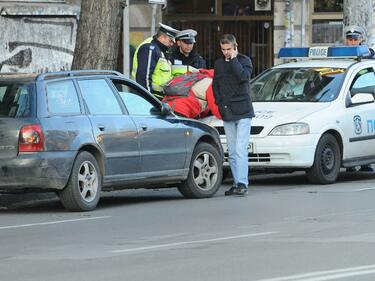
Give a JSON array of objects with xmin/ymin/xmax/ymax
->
[{"xmin": 342, "ymin": 67, "xmax": 375, "ymax": 163}]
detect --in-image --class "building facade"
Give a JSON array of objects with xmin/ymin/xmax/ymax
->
[
  {"xmin": 1, "ymin": 0, "xmax": 375, "ymax": 75},
  {"xmin": 0, "ymin": 0, "xmax": 79, "ymax": 73}
]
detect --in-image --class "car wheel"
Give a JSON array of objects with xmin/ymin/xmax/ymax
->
[
  {"xmin": 178, "ymin": 142, "xmax": 223, "ymax": 198},
  {"xmin": 306, "ymin": 134, "xmax": 341, "ymax": 184},
  {"xmin": 59, "ymin": 151, "xmax": 102, "ymax": 211}
]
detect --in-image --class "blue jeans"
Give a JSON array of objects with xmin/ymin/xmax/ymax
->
[{"xmin": 223, "ymin": 118, "xmax": 251, "ymax": 186}]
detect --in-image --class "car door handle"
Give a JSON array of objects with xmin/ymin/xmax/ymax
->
[
  {"xmin": 97, "ymin": 124, "xmax": 105, "ymax": 131},
  {"xmin": 139, "ymin": 124, "xmax": 148, "ymax": 131}
]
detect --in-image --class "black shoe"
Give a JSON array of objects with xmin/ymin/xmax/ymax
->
[
  {"xmin": 225, "ymin": 184, "xmax": 237, "ymax": 196},
  {"xmin": 360, "ymin": 165, "xmax": 374, "ymax": 172},
  {"xmin": 233, "ymin": 183, "xmax": 248, "ymax": 196}
]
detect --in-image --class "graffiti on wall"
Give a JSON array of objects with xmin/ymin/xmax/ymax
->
[
  {"xmin": 0, "ymin": 48, "xmax": 32, "ymax": 71},
  {"xmin": 0, "ymin": 15, "xmax": 77, "ymax": 73}
]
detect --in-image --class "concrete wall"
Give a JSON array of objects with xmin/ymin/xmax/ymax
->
[
  {"xmin": 0, "ymin": 0, "xmax": 80, "ymax": 72},
  {"xmin": 273, "ymin": 0, "xmax": 311, "ymax": 66},
  {"xmin": 129, "ymin": 0, "xmax": 162, "ymax": 47},
  {"xmin": 0, "ymin": 0, "xmax": 159, "ymax": 73}
]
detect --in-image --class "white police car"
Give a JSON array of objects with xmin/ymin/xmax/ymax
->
[{"xmin": 203, "ymin": 45, "xmax": 375, "ymax": 184}]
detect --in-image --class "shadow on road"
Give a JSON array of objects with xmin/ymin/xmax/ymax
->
[
  {"xmin": 250, "ymin": 170, "xmax": 375, "ymax": 186},
  {"xmin": 1, "ymin": 170, "xmax": 375, "ymax": 212},
  {"xmin": 0, "ymin": 189, "xmax": 186, "ymax": 213}
]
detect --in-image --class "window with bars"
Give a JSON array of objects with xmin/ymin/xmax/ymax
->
[
  {"xmin": 314, "ymin": 0, "xmax": 343, "ymax": 13},
  {"xmin": 311, "ymin": 0, "xmax": 343, "ymax": 45},
  {"xmin": 167, "ymin": 0, "xmax": 215, "ymax": 14}
]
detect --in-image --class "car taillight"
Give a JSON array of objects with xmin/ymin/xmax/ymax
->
[{"xmin": 18, "ymin": 124, "xmax": 44, "ymax": 152}]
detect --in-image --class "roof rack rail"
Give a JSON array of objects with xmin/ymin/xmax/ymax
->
[{"xmin": 36, "ymin": 70, "xmax": 124, "ymax": 81}]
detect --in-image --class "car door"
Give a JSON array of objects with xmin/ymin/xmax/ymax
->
[
  {"xmin": 76, "ymin": 78, "xmax": 140, "ymax": 180},
  {"xmin": 110, "ymin": 79, "xmax": 187, "ymax": 176},
  {"xmin": 342, "ymin": 67, "xmax": 375, "ymax": 160}
]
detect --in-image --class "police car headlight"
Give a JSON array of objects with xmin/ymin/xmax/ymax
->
[{"xmin": 269, "ymin": 123, "xmax": 310, "ymax": 136}]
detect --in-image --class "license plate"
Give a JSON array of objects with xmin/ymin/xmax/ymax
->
[
  {"xmin": 248, "ymin": 142, "xmax": 254, "ymax": 153},
  {"xmin": 223, "ymin": 142, "xmax": 254, "ymax": 153}
]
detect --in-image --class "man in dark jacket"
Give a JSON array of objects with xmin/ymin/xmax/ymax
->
[
  {"xmin": 170, "ymin": 29, "xmax": 206, "ymax": 76},
  {"xmin": 213, "ymin": 34, "xmax": 255, "ymax": 196}
]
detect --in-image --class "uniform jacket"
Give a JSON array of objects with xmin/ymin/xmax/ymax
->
[
  {"xmin": 170, "ymin": 49, "xmax": 207, "ymax": 69},
  {"xmin": 135, "ymin": 38, "xmax": 170, "ymax": 92},
  {"xmin": 212, "ymin": 53, "xmax": 255, "ymax": 121}
]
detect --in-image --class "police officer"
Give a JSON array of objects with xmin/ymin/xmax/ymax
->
[
  {"xmin": 170, "ymin": 29, "xmax": 206, "ymax": 76},
  {"xmin": 345, "ymin": 25, "xmax": 375, "ymax": 58},
  {"xmin": 345, "ymin": 25, "xmax": 374, "ymax": 172},
  {"xmin": 132, "ymin": 23, "xmax": 179, "ymax": 99}
]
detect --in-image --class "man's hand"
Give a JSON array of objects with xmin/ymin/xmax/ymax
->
[{"xmin": 231, "ymin": 46, "xmax": 238, "ymax": 59}]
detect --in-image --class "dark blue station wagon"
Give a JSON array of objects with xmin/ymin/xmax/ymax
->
[{"xmin": 0, "ymin": 70, "xmax": 223, "ymax": 211}]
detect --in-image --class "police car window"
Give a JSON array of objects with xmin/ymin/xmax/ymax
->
[
  {"xmin": 46, "ymin": 80, "xmax": 81, "ymax": 115},
  {"xmin": 78, "ymin": 79, "xmax": 122, "ymax": 115},
  {"xmin": 250, "ymin": 68, "xmax": 346, "ymax": 102},
  {"xmin": 350, "ymin": 68, "xmax": 375, "ymax": 96},
  {"xmin": 112, "ymin": 81, "xmax": 160, "ymax": 116}
]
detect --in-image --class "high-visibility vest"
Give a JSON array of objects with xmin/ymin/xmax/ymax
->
[
  {"xmin": 171, "ymin": 65, "xmax": 199, "ymax": 77},
  {"xmin": 131, "ymin": 38, "xmax": 172, "ymax": 98}
]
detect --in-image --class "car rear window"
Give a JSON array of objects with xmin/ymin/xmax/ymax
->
[{"xmin": 0, "ymin": 83, "xmax": 31, "ymax": 117}]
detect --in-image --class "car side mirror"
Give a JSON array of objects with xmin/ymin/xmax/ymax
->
[
  {"xmin": 350, "ymin": 92, "xmax": 375, "ymax": 106},
  {"xmin": 160, "ymin": 102, "xmax": 173, "ymax": 116}
]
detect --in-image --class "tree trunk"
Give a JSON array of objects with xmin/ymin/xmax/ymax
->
[
  {"xmin": 343, "ymin": 0, "xmax": 372, "ymax": 41},
  {"xmin": 72, "ymin": 0, "xmax": 123, "ymax": 70}
]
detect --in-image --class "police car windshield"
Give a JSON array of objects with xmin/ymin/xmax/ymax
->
[{"xmin": 251, "ymin": 67, "xmax": 346, "ymax": 102}]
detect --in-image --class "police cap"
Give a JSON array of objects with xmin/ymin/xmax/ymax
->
[
  {"xmin": 345, "ymin": 25, "xmax": 365, "ymax": 40},
  {"xmin": 176, "ymin": 29, "xmax": 197, "ymax": 44},
  {"xmin": 158, "ymin": 23, "xmax": 179, "ymax": 42}
]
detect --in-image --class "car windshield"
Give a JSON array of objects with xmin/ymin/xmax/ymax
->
[
  {"xmin": 0, "ymin": 83, "xmax": 32, "ymax": 117},
  {"xmin": 251, "ymin": 67, "xmax": 347, "ymax": 102}
]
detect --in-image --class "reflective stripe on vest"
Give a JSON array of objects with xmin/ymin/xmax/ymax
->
[{"xmin": 131, "ymin": 37, "xmax": 153, "ymax": 81}]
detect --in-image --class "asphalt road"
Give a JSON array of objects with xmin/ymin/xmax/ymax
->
[{"xmin": 1, "ymin": 170, "xmax": 375, "ymax": 281}]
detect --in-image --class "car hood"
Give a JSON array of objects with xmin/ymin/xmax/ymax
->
[{"xmin": 201, "ymin": 102, "xmax": 331, "ymax": 136}]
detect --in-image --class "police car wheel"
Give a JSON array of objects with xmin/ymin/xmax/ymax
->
[
  {"xmin": 306, "ymin": 134, "xmax": 341, "ymax": 185},
  {"xmin": 178, "ymin": 142, "xmax": 223, "ymax": 198}
]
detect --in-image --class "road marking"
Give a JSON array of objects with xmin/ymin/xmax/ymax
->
[
  {"xmin": 352, "ymin": 187, "xmax": 375, "ymax": 192},
  {"xmin": 0, "ymin": 216, "xmax": 111, "ymax": 230},
  {"xmin": 111, "ymin": 231, "xmax": 279, "ymax": 254},
  {"xmin": 254, "ymin": 264, "xmax": 375, "ymax": 281}
]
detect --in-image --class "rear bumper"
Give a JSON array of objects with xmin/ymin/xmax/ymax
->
[{"xmin": 0, "ymin": 151, "xmax": 76, "ymax": 191}]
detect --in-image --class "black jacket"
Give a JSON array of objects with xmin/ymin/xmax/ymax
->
[
  {"xmin": 212, "ymin": 53, "xmax": 255, "ymax": 121},
  {"xmin": 170, "ymin": 49, "xmax": 206, "ymax": 69}
]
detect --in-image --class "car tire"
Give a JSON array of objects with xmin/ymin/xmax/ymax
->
[
  {"xmin": 306, "ymin": 134, "xmax": 341, "ymax": 184},
  {"xmin": 178, "ymin": 142, "xmax": 223, "ymax": 198},
  {"xmin": 59, "ymin": 151, "xmax": 102, "ymax": 211}
]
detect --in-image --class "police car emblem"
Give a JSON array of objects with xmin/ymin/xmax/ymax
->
[{"xmin": 353, "ymin": 115, "xmax": 362, "ymax": 135}]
